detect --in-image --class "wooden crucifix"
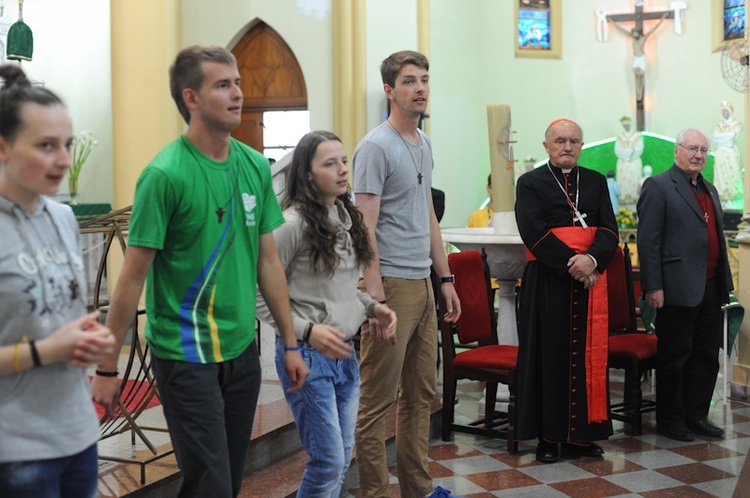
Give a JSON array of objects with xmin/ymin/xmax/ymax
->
[{"xmin": 599, "ymin": 1, "xmax": 687, "ymax": 131}]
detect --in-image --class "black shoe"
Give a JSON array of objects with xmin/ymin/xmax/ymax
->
[
  {"xmin": 687, "ymin": 419, "xmax": 725, "ymax": 438},
  {"xmin": 563, "ymin": 442, "xmax": 604, "ymax": 457},
  {"xmin": 657, "ymin": 425, "xmax": 696, "ymax": 442},
  {"xmin": 536, "ymin": 441, "xmax": 559, "ymax": 463}
]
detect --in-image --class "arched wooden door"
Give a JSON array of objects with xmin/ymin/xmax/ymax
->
[{"xmin": 231, "ymin": 21, "xmax": 307, "ymax": 153}]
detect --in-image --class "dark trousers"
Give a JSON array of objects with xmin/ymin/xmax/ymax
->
[
  {"xmin": 152, "ymin": 342, "xmax": 261, "ymax": 498},
  {"xmin": 655, "ymin": 278, "xmax": 722, "ymax": 429}
]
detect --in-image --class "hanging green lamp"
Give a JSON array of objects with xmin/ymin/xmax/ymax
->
[{"xmin": 7, "ymin": 0, "xmax": 32, "ymax": 61}]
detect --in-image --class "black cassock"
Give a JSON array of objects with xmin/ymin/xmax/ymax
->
[{"xmin": 514, "ymin": 163, "xmax": 619, "ymax": 444}]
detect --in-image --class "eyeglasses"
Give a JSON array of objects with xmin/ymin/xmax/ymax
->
[{"xmin": 678, "ymin": 144, "xmax": 710, "ymax": 156}]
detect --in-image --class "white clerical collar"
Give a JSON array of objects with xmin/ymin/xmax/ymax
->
[{"xmin": 561, "ymin": 168, "xmax": 573, "ymax": 174}]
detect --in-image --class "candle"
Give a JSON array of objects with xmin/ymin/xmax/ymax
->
[{"xmin": 486, "ymin": 105, "xmax": 516, "ymax": 215}]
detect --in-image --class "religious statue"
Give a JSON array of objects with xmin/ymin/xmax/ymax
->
[
  {"xmin": 713, "ymin": 100, "xmax": 744, "ymax": 210},
  {"xmin": 614, "ymin": 116, "xmax": 644, "ymax": 209},
  {"xmin": 608, "ymin": 12, "xmax": 668, "ymax": 102},
  {"xmin": 637, "ymin": 165, "xmax": 652, "ymax": 196}
]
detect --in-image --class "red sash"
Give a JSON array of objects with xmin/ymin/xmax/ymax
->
[{"xmin": 525, "ymin": 227, "xmax": 609, "ymax": 423}]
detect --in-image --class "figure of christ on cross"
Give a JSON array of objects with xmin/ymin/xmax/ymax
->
[
  {"xmin": 605, "ymin": 1, "xmax": 676, "ymax": 131},
  {"xmin": 609, "ymin": 12, "xmax": 668, "ymax": 104}
]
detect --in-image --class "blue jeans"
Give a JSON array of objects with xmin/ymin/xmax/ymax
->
[
  {"xmin": 152, "ymin": 342, "xmax": 261, "ymax": 498},
  {"xmin": 0, "ymin": 443, "xmax": 98, "ymax": 498},
  {"xmin": 275, "ymin": 336, "xmax": 359, "ymax": 498}
]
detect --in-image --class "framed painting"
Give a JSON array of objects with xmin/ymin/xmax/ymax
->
[
  {"xmin": 713, "ymin": 0, "xmax": 746, "ymax": 52},
  {"xmin": 514, "ymin": 0, "xmax": 562, "ymax": 59}
]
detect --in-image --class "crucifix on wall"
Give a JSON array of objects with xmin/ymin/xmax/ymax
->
[{"xmin": 597, "ymin": 1, "xmax": 688, "ymax": 131}]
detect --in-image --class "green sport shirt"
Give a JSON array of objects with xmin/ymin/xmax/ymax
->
[{"xmin": 129, "ymin": 136, "xmax": 283, "ymax": 363}]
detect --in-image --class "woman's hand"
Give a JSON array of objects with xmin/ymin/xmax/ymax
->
[
  {"xmin": 308, "ymin": 324, "xmax": 353, "ymax": 359},
  {"xmin": 39, "ymin": 311, "xmax": 115, "ymax": 367}
]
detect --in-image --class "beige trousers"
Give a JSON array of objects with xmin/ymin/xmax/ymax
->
[{"xmin": 355, "ymin": 277, "xmax": 438, "ymax": 498}]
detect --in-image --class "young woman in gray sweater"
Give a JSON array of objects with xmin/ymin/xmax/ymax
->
[{"xmin": 268, "ymin": 130, "xmax": 396, "ymax": 497}]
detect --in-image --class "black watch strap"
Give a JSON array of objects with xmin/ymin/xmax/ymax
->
[{"xmin": 440, "ymin": 275, "xmax": 455, "ymax": 284}]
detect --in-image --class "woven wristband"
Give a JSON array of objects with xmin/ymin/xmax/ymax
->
[
  {"xmin": 28, "ymin": 340, "xmax": 41, "ymax": 367},
  {"xmin": 95, "ymin": 370, "xmax": 119, "ymax": 377}
]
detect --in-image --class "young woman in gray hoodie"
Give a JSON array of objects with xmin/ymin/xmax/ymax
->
[{"xmin": 0, "ymin": 65, "xmax": 114, "ymax": 498}]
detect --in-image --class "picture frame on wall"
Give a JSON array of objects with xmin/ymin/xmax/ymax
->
[
  {"xmin": 514, "ymin": 0, "xmax": 562, "ymax": 59},
  {"xmin": 713, "ymin": 0, "xmax": 746, "ymax": 52}
]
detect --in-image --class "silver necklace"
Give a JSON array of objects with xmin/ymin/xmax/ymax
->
[
  {"xmin": 546, "ymin": 163, "xmax": 588, "ymax": 228},
  {"xmin": 388, "ymin": 120, "xmax": 424, "ymax": 185}
]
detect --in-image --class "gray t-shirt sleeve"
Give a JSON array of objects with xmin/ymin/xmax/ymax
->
[{"xmin": 353, "ymin": 139, "xmax": 388, "ymax": 196}]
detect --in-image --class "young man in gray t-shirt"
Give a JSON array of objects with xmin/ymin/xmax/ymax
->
[{"xmin": 353, "ymin": 50, "xmax": 461, "ymax": 498}]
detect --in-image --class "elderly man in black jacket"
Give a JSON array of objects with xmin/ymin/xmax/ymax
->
[{"xmin": 637, "ymin": 128, "xmax": 732, "ymax": 442}]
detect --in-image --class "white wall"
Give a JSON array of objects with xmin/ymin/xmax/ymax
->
[
  {"xmin": 428, "ymin": 1, "xmax": 744, "ymax": 227},
  {"xmin": 35, "ymin": 1, "xmax": 733, "ymax": 222},
  {"xmin": 364, "ymin": 0, "xmax": 420, "ymax": 130},
  {"xmin": 4, "ymin": 0, "xmax": 113, "ymax": 204}
]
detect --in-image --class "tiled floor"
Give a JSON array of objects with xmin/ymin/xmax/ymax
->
[
  {"xmin": 345, "ymin": 379, "xmax": 750, "ymax": 498},
  {"xmin": 97, "ymin": 336, "xmax": 750, "ymax": 497}
]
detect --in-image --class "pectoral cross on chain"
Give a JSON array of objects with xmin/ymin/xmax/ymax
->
[
  {"xmin": 69, "ymin": 279, "xmax": 79, "ymax": 300},
  {"xmin": 704, "ymin": 212, "xmax": 709, "ymax": 223},
  {"xmin": 216, "ymin": 207, "xmax": 226, "ymax": 224},
  {"xmin": 573, "ymin": 209, "xmax": 588, "ymax": 229}
]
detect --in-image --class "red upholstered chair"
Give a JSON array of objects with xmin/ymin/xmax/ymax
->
[
  {"xmin": 608, "ymin": 244, "xmax": 657, "ymax": 436},
  {"xmin": 439, "ymin": 250, "xmax": 518, "ymax": 452}
]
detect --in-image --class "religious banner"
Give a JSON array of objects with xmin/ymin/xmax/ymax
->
[{"xmin": 514, "ymin": 0, "xmax": 561, "ymax": 59}]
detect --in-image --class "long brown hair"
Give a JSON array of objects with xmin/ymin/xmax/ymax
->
[{"xmin": 284, "ymin": 130, "xmax": 373, "ymax": 275}]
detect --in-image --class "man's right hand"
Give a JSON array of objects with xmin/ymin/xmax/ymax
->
[
  {"xmin": 91, "ymin": 375, "xmax": 121, "ymax": 419},
  {"xmin": 368, "ymin": 317, "xmax": 396, "ymax": 345},
  {"xmin": 645, "ymin": 289, "xmax": 665, "ymax": 309}
]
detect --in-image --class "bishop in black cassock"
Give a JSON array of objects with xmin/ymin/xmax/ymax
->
[{"xmin": 514, "ymin": 119, "xmax": 619, "ymax": 463}]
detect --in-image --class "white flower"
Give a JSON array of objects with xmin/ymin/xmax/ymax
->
[{"xmin": 68, "ymin": 130, "xmax": 98, "ymax": 180}]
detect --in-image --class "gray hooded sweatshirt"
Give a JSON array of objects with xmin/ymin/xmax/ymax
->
[{"xmin": 0, "ymin": 195, "xmax": 99, "ymax": 462}]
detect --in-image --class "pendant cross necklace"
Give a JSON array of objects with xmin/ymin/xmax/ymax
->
[
  {"xmin": 547, "ymin": 163, "xmax": 588, "ymax": 228},
  {"xmin": 573, "ymin": 210, "xmax": 588, "ymax": 227},
  {"xmin": 206, "ymin": 172, "xmax": 236, "ymax": 223},
  {"xmin": 183, "ymin": 137, "xmax": 237, "ymax": 224},
  {"xmin": 389, "ymin": 120, "xmax": 424, "ymax": 184},
  {"xmin": 69, "ymin": 279, "xmax": 79, "ymax": 300},
  {"xmin": 211, "ymin": 174, "xmax": 236, "ymax": 224}
]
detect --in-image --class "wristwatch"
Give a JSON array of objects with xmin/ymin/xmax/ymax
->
[{"xmin": 440, "ymin": 275, "xmax": 455, "ymax": 284}]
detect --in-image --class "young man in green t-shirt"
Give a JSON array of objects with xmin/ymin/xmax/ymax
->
[{"xmin": 92, "ymin": 45, "xmax": 306, "ymax": 498}]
